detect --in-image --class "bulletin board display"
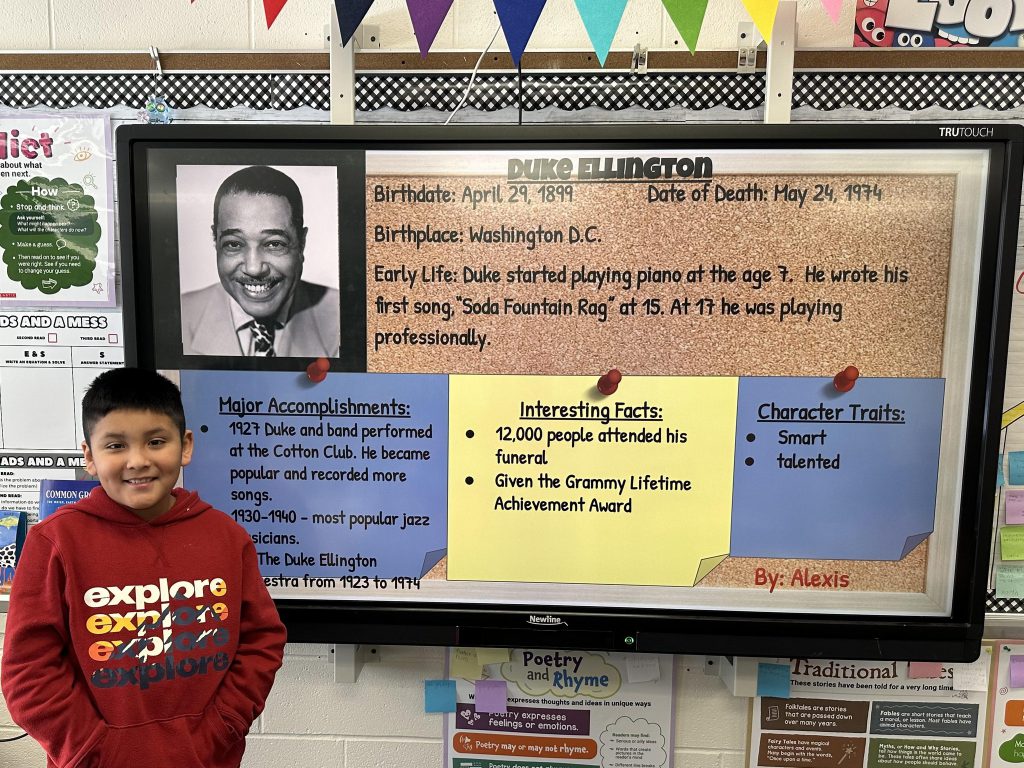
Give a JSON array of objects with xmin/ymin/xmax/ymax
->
[{"xmin": 118, "ymin": 125, "xmax": 1022, "ymax": 657}]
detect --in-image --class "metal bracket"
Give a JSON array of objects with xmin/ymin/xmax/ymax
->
[
  {"xmin": 717, "ymin": 655, "xmax": 762, "ymax": 696},
  {"xmin": 332, "ymin": 644, "xmax": 379, "ymax": 683},
  {"xmin": 358, "ymin": 24, "xmax": 382, "ymax": 49},
  {"xmin": 630, "ymin": 44, "xmax": 648, "ymax": 75},
  {"xmin": 328, "ymin": 4, "xmax": 356, "ymax": 126},
  {"xmin": 737, "ymin": 23, "xmax": 757, "ymax": 72},
  {"xmin": 765, "ymin": 0, "xmax": 796, "ymax": 124},
  {"xmin": 149, "ymin": 45, "xmax": 163, "ymax": 77}
]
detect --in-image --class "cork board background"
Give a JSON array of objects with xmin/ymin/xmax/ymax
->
[
  {"xmin": 366, "ymin": 170, "xmax": 957, "ymax": 595},
  {"xmin": 366, "ymin": 173, "xmax": 954, "ymax": 379}
]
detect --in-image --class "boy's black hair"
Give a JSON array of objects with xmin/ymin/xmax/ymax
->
[{"xmin": 82, "ymin": 368, "xmax": 186, "ymax": 445}]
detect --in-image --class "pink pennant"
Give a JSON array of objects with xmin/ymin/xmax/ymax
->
[
  {"xmin": 407, "ymin": 0, "xmax": 456, "ymax": 58},
  {"xmin": 820, "ymin": 0, "xmax": 842, "ymax": 24},
  {"xmin": 264, "ymin": 0, "xmax": 289, "ymax": 28}
]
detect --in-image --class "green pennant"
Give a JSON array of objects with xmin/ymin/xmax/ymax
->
[{"xmin": 662, "ymin": 0, "xmax": 710, "ymax": 53}]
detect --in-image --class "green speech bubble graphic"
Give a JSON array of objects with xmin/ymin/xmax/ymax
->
[
  {"xmin": 0, "ymin": 176, "xmax": 100, "ymax": 294},
  {"xmin": 1000, "ymin": 734, "xmax": 1024, "ymax": 763}
]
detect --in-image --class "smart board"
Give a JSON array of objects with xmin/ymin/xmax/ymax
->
[{"xmin": 117, "ymin": 124, "xmax": 1023, "ymax": 660}]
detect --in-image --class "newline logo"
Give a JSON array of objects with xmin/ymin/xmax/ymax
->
[
  {"xmin": 939, "ymin": 126, "xmax": 994, "ymax": 138},
  {"xmin": 528, "ymin": 615, "xmax": 566, "ymax": 626}
]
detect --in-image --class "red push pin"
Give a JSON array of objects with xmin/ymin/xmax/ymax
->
[
  {"xmin": 306, "ymin": 357, "xmax": 330, "ymax": 383},
  {"xmin": 597, "ymin": 369, "xmax": 622, "ymax": 396},
  {"xmin": 833, "ymin": 365, "xmax": 859, "ymax": 393}
]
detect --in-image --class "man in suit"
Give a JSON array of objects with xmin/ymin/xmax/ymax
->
[{"xmin": 180, "ymin": 165, "xmax": 340, "ymax": 358}]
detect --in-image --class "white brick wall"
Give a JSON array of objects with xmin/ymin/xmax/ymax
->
[{"xmin": 0, "ymin": 630, "xmax": 750, "ymax": 768}]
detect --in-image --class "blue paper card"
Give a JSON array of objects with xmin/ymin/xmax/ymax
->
[
  {"xmin": 425, "ymin": 679, "xmax": 456, "ymax": 713},
  {"xmin": 757, "ymin": 663, "xmax": 791, "ymax": 698},
  {"xmin": 732, "ymin": 377, "xmax": 942, "ymax": 560},
  {"xmin": 999, "ymin": 454, "xmax": 1006, "ymax": 488},
  {"xmin": 1010, "ymin": 451, "xmax": 1024, "ymax": 485}
]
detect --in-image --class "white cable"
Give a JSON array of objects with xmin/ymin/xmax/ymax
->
[{"xmin": 444, "ymin": 24, "xmax": 502, "ymax": 125}]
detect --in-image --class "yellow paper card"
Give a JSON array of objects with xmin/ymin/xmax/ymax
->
[
  {"xmin": 451, "ymin": 648, "xmax": 484, "ymax": 680},
  {"xmin": 448, "ymin": 375, "xmax": 737, "ymax": 587},
  {"xmin": 1002, "ymin": 526, "xmax": 1024, "ymax": 561}
]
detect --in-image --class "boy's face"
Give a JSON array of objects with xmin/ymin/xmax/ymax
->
[{"xmin": 81, "ymin": 409, "xmax": 194, "ymax": 522}]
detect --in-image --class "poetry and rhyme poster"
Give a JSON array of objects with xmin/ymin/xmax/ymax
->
[{"xmin": 445, "ymin": 648, "xmax": 673, "ymax": 768}]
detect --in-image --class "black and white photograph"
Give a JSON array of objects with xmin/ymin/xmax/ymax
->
[{"xmin": 176, "ymin": 164, "xmax": 340, "ymax": 358}]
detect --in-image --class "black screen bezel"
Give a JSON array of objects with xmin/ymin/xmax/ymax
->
[{"xmin": 117, "ymin": 123, "xmax": 1024, "ymax": 661}]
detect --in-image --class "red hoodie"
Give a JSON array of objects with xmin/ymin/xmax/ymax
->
[{"xmin": 2, "ymin": 486, "xmax": 287, "ymax": 768}]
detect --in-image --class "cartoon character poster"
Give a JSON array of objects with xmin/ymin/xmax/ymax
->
[{"xmin": 855, "ymin": 0, "xmax": 1023, "ymax": 47}]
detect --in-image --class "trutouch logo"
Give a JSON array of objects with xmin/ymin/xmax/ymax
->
[
  {"xmin": 527, "ymin": 615, "xmax": 567, "ymax": 626},
  {"xmin": 938, "ymin": 126, "xmax": 994, "ymax": 138}
]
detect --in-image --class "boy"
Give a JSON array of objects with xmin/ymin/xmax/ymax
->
[{"xmin": 2, "ymin": 368, "xmax": 286, "ymax": 768}]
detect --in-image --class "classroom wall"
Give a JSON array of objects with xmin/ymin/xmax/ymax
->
[
  {"xmin": 0, "ymin": 1, "xmax": 1007, "ymax": 767},
  {"xmin": 0, "ymin": 610, "xmax": 752, "ymax": 766},
  {"xmin": 0, "ymin": 0, "xmax": 852, "ymax": 54}
]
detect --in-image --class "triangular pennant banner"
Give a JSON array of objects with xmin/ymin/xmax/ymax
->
[
  {"xmin": 263, "ymin": 0, "xmax": 289, "ymax": 28},
  {"xmin": 661, "ymin": 0, "xmax": 710, "ymax": 53},
  {"xmin": 335, "ymin": 0, "xmax": 377, "ymax": 46},
  {"xmin": 741, "ymin": 0, "xmax": 779, "ymax": 42},
  {"xmin": 819, "ymin": 0, "xmax": 842, "ymax": 24},
  {"xmin": 407, "ymin": 0, "xmax": 456, "ymax": 58},
  {"xmin": 573, "ymin": 0, "xmax": 628, "ymax": 66},
  {"xmin": 493, "ymin": 0, "xmax": 547, "ymax": 68}
]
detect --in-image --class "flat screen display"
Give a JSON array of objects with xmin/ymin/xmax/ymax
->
[{"xmin": 117, "ymin": 124, "xmax": 1024, "ymax": 660}]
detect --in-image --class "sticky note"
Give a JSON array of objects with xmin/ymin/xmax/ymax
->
[
  {"xmin": 951, "ymin": 658, "xmax": 989, "ymax": 692},
  {"xmin": 451, "ymin": 648, "xmax": 483, "ymax": 680},
  {"xmin": 999, "ymin": 454, "xmax": 1006, "ymax": 488},
  {"xmin": 997, "ymin": 565, "xmax": 1024, "ymax": 598},
  {"xmin": 757, "ymin": 662, "xmax": 791, "ymax": 698},
  {"xmin": 1010, "ymin": 452, "xmax": 1024, "ymax": 485},
  {"xmin": 474, "ymin": 679, "xmax": 508, "ymax": 713},
  {"xmin": 1011, "ymin": 656, "xmax": 1024, "ymax": 689},
  {"xmin": 907, "ymin": 661, "xmax": 943, "ymax": 679},
  {"xmin": 1002, "ymin": 526, "xmax": 1024, "ymax": 560},
  {"xmin": 476, "ymin": 648, "xmax": 511, "ymax": 665},
  {"xmin": 424, "ymin": 680, "xmax": 456, "ymax": 713},
  {"xmin": 1008, "ymin": 490, "xmax": 1024, "ymax": 524},
  {"xmin": 626, "ymin": 655, "xmax": 661, "ymax": 683}
]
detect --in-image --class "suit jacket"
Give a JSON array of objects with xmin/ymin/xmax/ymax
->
[{"xmin": 180, "ymin": 281, "xmax": 340, "ymax": 357}]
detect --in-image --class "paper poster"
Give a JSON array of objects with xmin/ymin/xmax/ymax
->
[
  {"xmin": 0, "ymin": 115, "xmax": 115, "ymax": 306},
  {"xmin": 853, "ymin": 0, "xmax": 1023, "ymax": 48},
  {"xmin": 751, "ymin": 651, "xmax": 991, "ymax": 768},
  {"xmin": 788, "ymin": 658, "xmax": 961, "ymax": 697},
  {"xmin": 987, "ymin": 643, "xmax": 1024, "ymax": 766},
  {"xmin": 0, "ymin": 309, "xmax": 121, "ymax": 530},
  {"xmin": 445, "ymin": 648, "xmax": 674, "ymax": 768}
]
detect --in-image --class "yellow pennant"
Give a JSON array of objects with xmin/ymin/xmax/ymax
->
[{"xmin": 741, "ymin": 0, "xmax": 780, "ymax": 42}]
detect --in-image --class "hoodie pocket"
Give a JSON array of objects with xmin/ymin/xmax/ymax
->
[
  {"xmin": 187, "ymin": 706, "xmax": 247, "ymax": 766},
  {"xmin": 93, "ymin": 720, "xmax": 206, "ymax": 768}
]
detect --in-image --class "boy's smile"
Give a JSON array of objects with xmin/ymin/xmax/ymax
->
[{"xmin": 82, "ymin": 409, "xmax": 194, "ymax": 522}]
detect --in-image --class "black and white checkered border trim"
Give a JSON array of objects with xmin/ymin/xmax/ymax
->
[
  {"xmin": 988, "ymin": 591, "xmax": 1024, "ymax": 613},
  {"xmin": 794, "ymin": 72, "xmax": 1024, "ymax": 111},
  {"xmin": 0, "ymin": 72, "xmax": 328, "ymax": 111},
  {"xmin": 0, "ymin": 71, "xmax": 1023, "ymax": 112}
]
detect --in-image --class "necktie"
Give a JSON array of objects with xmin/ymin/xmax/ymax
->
[{"xmin": 250, "ymin": 320, "xmax": 279, "ymax": 357}]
